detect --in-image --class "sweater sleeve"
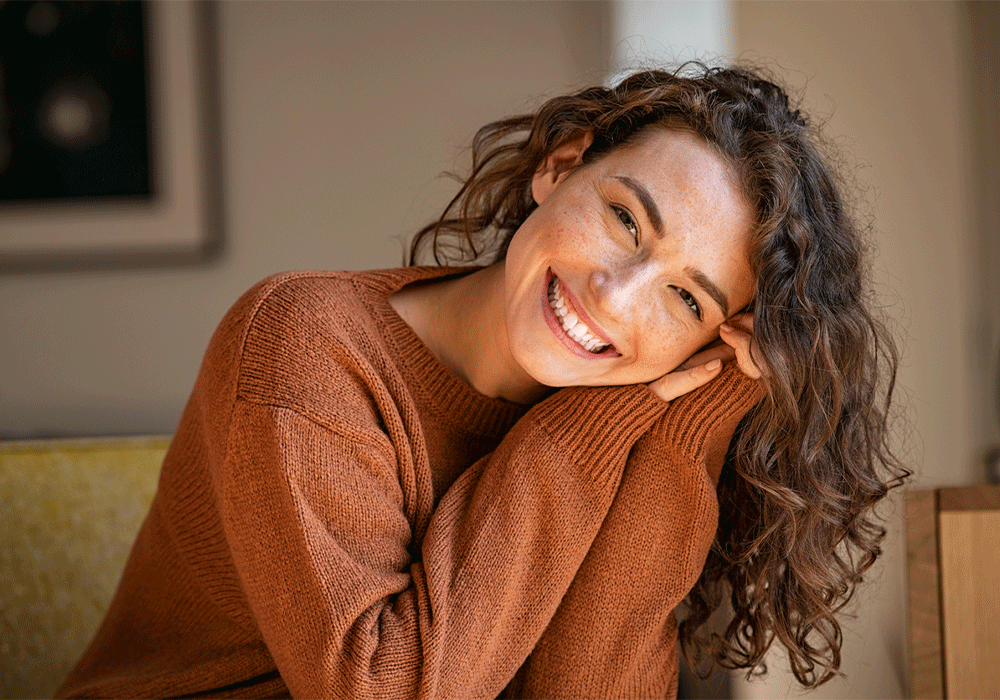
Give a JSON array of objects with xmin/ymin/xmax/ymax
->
[
  {"xmin": 502, "ymin": 363, "xmax": 763, "ymax": 699},
  {"xmin": 216, "ymin": 381, "xmax": 669, "ymax": 699}
]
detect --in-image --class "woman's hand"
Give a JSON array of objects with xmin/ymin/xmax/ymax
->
[{"xmin": 648, "ymin": 313, "xmax": 760, "ymax": 404}]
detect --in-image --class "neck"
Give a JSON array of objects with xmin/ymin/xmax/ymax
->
[{"xmin": 391, "ymin": 263, "xmax": 550, "ymax": 404}]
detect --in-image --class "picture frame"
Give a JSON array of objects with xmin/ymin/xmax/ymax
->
[{"xmin": 0, "ymin": 1, "xmax": 222, "ymax": 272}]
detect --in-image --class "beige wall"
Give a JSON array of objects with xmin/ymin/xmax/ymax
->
[
  {"xmin": 734, "ymin": 2, "xmax": 995, "ymax": 698},
  {"xmin": 0, "ymin": 1, "xmax": 609, "ymax": 439}
]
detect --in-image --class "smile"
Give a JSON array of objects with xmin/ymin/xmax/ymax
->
[{"xmin": 546, "ymin": 275, "xmax": 613, "ymax": 354}]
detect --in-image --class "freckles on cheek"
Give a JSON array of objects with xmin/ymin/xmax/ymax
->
[
  {"xmin": 641, "ymin": 321, "xmax": 704, "ymax": 373},
  {"xmin": 550, "ymin": 204, "xmax": 599, "ymax": 245},
  {"xmin": 550, "ymin": 219, "xmax": 585, "ymax": 249}
]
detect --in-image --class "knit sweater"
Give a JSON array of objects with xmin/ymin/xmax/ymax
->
[{"xmin": 56, "ymin": 267, "xmax": 761, "ymax": 699}]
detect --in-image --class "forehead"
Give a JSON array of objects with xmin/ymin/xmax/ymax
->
[
  {"xmin": 604, "ymin": 128, "xmax": 741, "ymax": 195},
  {"xmin": 598, "ymin": 128, "xmax": 750, "ymax": 231}
]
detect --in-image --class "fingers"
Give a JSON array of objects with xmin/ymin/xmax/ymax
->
[
  {"xmin": 719, "ymin": 321, "xmax": 762, "ymax": 379},
  {"xmin": 648, "ymin": 358, "xmax": 723, "ymax": 404},
  {"xmin": 729, "ymin": 311, "xmax": 754, "ymax": 333},
  {"xmin": 673, "ymin": 341, "xmax": 736, "ymax": 373}
]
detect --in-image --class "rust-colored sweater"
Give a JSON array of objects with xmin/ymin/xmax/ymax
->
[{"xmin": 57, "ymin": 267, "xmax": 760, "ymax": 699}]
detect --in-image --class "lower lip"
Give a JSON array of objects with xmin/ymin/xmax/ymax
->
[{"xmin": 541, "ymin": 269, "xmax": 616, "ymax": 360}]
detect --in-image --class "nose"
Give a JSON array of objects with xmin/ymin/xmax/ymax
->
[{"xmin": 588, "ymin": 262, "xmax": 651, "ymax": 322}]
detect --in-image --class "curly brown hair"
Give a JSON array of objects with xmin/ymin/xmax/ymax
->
[{"xmin": 408, "ymin": 63, "xmax": 908, "ymax": 688}]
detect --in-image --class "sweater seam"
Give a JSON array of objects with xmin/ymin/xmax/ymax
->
[
  {"xmin": 233, "ymin": 392, "xmax": 397, "ymax": 460},
  {"xmin": 217, "ymin": 271, "xmax": 366, "ymax": 482}
]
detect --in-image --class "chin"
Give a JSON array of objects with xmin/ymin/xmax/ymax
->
[{"xmin": 525, "ymin": 364, "xmax": 601, "ymax": 389}]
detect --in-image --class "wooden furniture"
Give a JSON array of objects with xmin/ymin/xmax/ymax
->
[{"xmin": 905, "ymin": 484, "xmax": 1000, "ymax": 699}]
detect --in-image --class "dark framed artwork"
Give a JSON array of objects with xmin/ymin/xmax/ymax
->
[{"xmin": 0, "ymin": 1, "xmax": 222, "ymax": 271}]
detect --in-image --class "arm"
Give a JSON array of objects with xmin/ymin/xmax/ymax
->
[
  {"xmin": 503, "ymin": 364, "xmax": 762, "ymax": 698},
  {"xmin": 217, "ymin": 383, "xmax": 669, "ymax": 699}
]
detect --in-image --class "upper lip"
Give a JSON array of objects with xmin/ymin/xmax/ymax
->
[{"xmin": 552, "ymin": 271, "xmax": 616, "ymax": 348}]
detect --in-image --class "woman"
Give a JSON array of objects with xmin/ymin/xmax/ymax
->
[{"xmin": 57, "ymin": 64, "xmax": 905, "ymax": 698}]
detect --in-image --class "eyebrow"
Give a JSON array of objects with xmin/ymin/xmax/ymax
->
[
  {"xmin": 613, "ymin": 176, "xmax": 663, "ymax": 238},
  {"xmin": 685, "ymin": 266, "xmax": 730, "ymax": 317}
]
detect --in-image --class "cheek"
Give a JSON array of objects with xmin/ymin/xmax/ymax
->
[
  {"xmin": 537, "ymin": 197, "xmax": 609, "ymax": 250},
  {"xmin": 627, "ymin": 313, "xmax": 698, "ymax": 375}
]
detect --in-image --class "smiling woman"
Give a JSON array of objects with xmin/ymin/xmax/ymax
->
[{"xmin": 56, "ymin": 64, "xmax": 906, "ymax": 699}]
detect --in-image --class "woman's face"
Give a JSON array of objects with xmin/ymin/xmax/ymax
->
[{"xmin": 503, "ymin": 127, "xmax": 755, "ymax": 389}]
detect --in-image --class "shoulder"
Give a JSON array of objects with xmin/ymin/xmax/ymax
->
[
  {"xmin": 239, "ymin": 270, "xmax": 370, "ymax": 340},
  {"xmin": 223, "ymin": 267, "xmax": 469, "ymax": 427},
  {"xmin": 200, "ymin": 271, "xmax": 364, "ymax": 389},
  {"xmin": 188, "ymin": 272, "xmax": 367, "ymax": 433},
  {"xmin": 190, "ymin": 271, "xmax": 386, "ymax": 431},
  {"xmin": 232, "ymin": 267, "xmax": 467, "ymax": 340},
  {"xmin": 230, "ymin": 271, "xmax": 391, "ymax": 412},
  {"xmin": 235, "ymin": 267, "xmax": 461, "ymax": 366},
  {"xmin": 238, "ymin": 269, "xmax": 369, "ymax": 321}
]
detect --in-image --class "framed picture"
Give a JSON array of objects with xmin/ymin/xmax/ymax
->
[{"xmin": 0, "ymin": 1, "xmax": 222, "ymax": 271}]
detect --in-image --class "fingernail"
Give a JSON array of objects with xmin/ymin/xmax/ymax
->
[
  {"xmin": 720, "ymin": 323, "xmax": 733, "ymax": 333},
  {"xmin": 706, "ymin": 359, "xmax": 721, "ymax": 371}
]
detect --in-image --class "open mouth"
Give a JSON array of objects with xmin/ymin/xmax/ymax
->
[{"xmin": 546, "ymin": 275, "xmax": 615, "ymax": 355}]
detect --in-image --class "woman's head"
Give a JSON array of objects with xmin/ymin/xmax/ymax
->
[
  {"xmin": 412, "ymin": 62, "xmax": 907, "ymax": 688},
  {"xmin": 502, "ymin": 125, "xmax": 755, "ymax": 390}
]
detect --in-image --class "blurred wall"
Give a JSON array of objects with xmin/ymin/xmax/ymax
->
[
  {"xmin": 610, "ymin": 0, "xmax": 733, "ymax": 69},
  {"xmin": 0, "ymin": 1, "xmax": 609, "ymax": 439}
]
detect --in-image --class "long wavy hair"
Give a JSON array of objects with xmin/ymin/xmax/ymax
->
[{"xmin": 408, "ymin": 63, "xmax": 907, "ymax": 687}]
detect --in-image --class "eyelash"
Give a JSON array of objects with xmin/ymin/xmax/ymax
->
[
  {"xmin": 674, "ymin": 287, "xmax": 702, "ymax": 320},
  {"xmin": 611, "ymin": 204, "xmax": 638, "ymax": 242},
  {"xmin": 611, "ymin": 203, "xmax": 702, "ymax": 321}
]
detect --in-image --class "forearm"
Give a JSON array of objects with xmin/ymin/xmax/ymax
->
[{"xmin": 220, "ymin": 385, "xmax": 669, "ymax": 699}]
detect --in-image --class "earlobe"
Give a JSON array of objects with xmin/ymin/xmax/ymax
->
[{"xmin": 531, "ymin": 131, "xmax": 595, "ymax": 204}]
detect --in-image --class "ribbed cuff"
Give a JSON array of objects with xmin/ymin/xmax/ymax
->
[
  {"xmin": 528, "ymin": 383, "xmax": 669, "ymax": 486},
  {"xmin": 655, "ymin": 363, "xmax": 763, "ymax": 458}
]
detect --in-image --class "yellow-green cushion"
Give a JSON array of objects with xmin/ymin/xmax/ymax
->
[{"xmin": 0, "ymin": 436, "xmax": 169, "ymax": 700}]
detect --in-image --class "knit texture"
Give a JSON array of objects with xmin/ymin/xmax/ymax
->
[{"xmin": 56, "ymin": 267, "xmax": 761, "ymax": 699}]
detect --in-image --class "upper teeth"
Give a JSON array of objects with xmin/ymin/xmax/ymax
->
[{"xmin": 548, "ymin": 278, "xmax": 610, "ymax": 353}]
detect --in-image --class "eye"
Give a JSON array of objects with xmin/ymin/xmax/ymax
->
[
  {"xmin": 610, "ymin": 204, "xmax": 638, "ymax": 243},
  {"xmin": 673, "ymin": 287, "xmax": 702, "ymax": 320}
]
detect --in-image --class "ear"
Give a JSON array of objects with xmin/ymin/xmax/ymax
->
[{"xmin": 531, "ymin": 131, "xmax": 594, "ymax": 205}]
